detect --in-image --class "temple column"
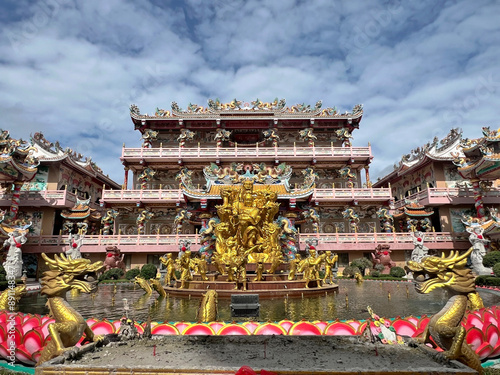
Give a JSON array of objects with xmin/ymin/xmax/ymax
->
[
  {"xmin": 9, "ymin": 181, "xmax": 24, "ymax": 220},
  {"xmin": 365, "ymin": 166, "xmax": 371, "ymax": 187},
  {"xmin": 471, "ymin": 178, "xmax": 485, "ymax": 218},
  {"xmin": 123, "ymin": 167, "xmax": 129, "ymax": 190}
]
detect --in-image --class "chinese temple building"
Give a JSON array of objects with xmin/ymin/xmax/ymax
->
[{"xmin": 94, "ymin": 99, "xmax": 470, "ymax": 270}]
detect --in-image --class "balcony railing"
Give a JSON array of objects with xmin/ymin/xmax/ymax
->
[
  {"xmin": 25, "ymin": 231, "xmax": 467, "ymax": 248},
  {"xmin": 122, "ymin": 145, "xmax": 372, "ymax": 161},
  {"xmin": 102, "ymin": 187, "xmax": 392, "ymax": 203},
  {"xmin": 0, "ymin": 189, "xmax": 79, "ymax": 208},
  {"xmin": 393, "ymin": 187, "xmax": 500, "ymax": 208}
]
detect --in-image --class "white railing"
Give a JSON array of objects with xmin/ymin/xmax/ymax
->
[
  {"xmin": 25, "ymin": 231, "xmax": 468, "ymax": 247},
  {"xmin": 122, "ymin": 145, "xmax": 372, "ymax": 160},
  {"xmin": 393, "ymin": 187, "xmax": 500, "ymax": 208},
  {"xmin": 102, "ymin": 187, "xmax": 392, "ymax": 202}
]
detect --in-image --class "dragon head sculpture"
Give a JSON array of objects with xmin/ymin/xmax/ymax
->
[
  {"xmin": 406, "ymin": 248, "xmax": 480, "ymax": 299},
  {"xmin": 40, "ymin": 253, "xmax": 104, "ymax": 297}
]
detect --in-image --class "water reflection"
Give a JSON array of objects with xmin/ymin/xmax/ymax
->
[{"xmin": 16, "ymin": 280, "xmax": 500, "ymax": 322}]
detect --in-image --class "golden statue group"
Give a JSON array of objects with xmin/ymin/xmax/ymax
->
[{"xmin": 158, "ymin": 180, "xmax": 339, "ymax": 290}]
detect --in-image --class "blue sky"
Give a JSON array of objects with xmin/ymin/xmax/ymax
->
[{"xmin": 1, "ymin": 0, "xmax": 499, "ymax": 184}]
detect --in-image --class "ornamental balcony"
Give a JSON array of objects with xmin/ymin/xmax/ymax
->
[
  {"xmin": 101, "ymin": 187, "xmax": 392, "ymax": 205},
  {"xmin": 121, "ymin": 145, "xmax": 372, "ymax": 164},
  {"xmin": 23, "ymin": 231, "xmax": 469, "ymax": 254},
  {"xmin": 393, "ymin": 187, "xmax": 500, "ymax": 209},
  {"xmin": 0, "ymin": 189, "xmax": 81, "ymax": 208}
]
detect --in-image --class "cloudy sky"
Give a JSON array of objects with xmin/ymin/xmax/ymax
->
[{"xmin": 1, "ymin": 0, "xmax": 499, "ymax": 184}]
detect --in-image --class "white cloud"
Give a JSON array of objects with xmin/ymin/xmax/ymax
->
[{"xmin": 0, "ymin": 0, "xmax": 499, "ymax": 184}]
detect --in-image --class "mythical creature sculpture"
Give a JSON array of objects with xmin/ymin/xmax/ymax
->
[
  {"xmin": 186, "ymin": 103, "xmax": 205, "ymax": 113},
  {"xmin": 66, "ymin": 233, "xmax": 83, "ymax": 260},
  {"xmin": 406, "ymin": 248, "xmax": 484, "ymax": 374},
  {"xmin": 136, "ymin": 209, "xmax": 154, "ymax": 235},
  {"xmin": 0, "ymin": 283, "xmax": 26, "ymax": 310},
  {"xmin": 298, "ymin": 127, "xmax": 317, "ymax": 146},
  {"xmin": 338, "ymin": 166, "xmax": 356, "ymax": 188},
  {"xmin": 335, "ymin": 128, "xmax": 353, "ymax": 147},
  {"xmin": 129, "ymin": 104, "xmax": 140, "ymax": 116},
  {"xmin": 104, "ymin": 246, "xmax": 126, "ymax": 271},
  {"xmin": 251, "ymin": 162, "xmax": 291, "ymax": 183},
  {"xmin": 36, "ymin": 254, "xmax": 105, "ymax": 365},
  {"xmin": 420, "ymin": 217, "xmax": 432, "ymax": 232},
  {"xmin": 155, "ymin": 107, "xmax": 170, "ymax": 117},
  {"xmin": 176, "ymin": 129, "xmax": 195, "ymax": 147},
  {"xmin": 101, "ymin": 209, "xmax": 119, "ymax": 235},
  {"xmin": 149, "ymin": 278, "xmax": 166, "ymax": 298},
  {"xmin": 354, "ymin": 272, "xmax": 364, "ymax": 284},
  {"xmin": 466, "ymin": 226, "xmax": 492, "ymax": 276},
  {"xmin": 376, "ymin": 208, "xmax": 394, "ymax": 233},
  {"xmin": 371, "ymin": 244, "xmax": 395, "ymax": 274},
  {"xmin": 204, "ymin": 162, "xmax": 243, "ymax": 183},
  {"xmin": 277, "ymin": 216, "xmax": 298, "ymax": 259},
  {"xmin": 198, "ymin": 217, "xmax": 219, "ymax": 259},
  {"xmin": 303, "ymin": 208, "xmax": 320, "ymax": 233},
  {"xmin": 175, "ymin": 167, "xmax": 194, "ymax": 189},
  {"xmin": 319, "ymin": 107, "xmax": 338, "ymax": 116},
  {"xmin": 301, "ymin": 167, "xmax": 319, "ymax": 188},
  {"xmin": 170, "ymin": 101, "xmax": 182, "ymax": 112},
  {"xmin": 196, "ymin": 290, "xmax": 217, "ymax": 322},
  {"xmin": 352, "ymin": 104, "xmax": 363, "ymax": 114},
  {"xmin": 251, "ymin": 97, "xmax": 284, "ymax": 110},
  {"xmin": 159, "ymin": 253, "xmax": 178, "ymax": 285},
  {"xmin": 342, "ymin": 207, "xmax": 360, "ymax": 233},
  {"xmin": 214, "ymin": 128, "xmax": 231, "ymax": 147},
  {"xmin": 262, "ymin": 128, "xmax": 280, "ymax": 147},
  {"xmin": 174, "ymin": 209, "xmax": 192, "ymax": 234},
  {"xmin": 137, "ymin": 167, "xmax": 156, "ymax": 190},
  {"xmin": 141, "ymin": 129, "xmax": 158, "ymax": 148},
  {"xmin": 2, "ymin": 229, "xmax": 27, "ymax": 278},
  {"xmin": 290, "ymin": 101, "xmax": 322, "ymax": 113},
  {"xmin": 134, "ymin": 276, "xmax": 152, "ymax": 295}
]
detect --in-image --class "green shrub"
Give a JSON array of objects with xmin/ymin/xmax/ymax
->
[
  {"xmin": 140, "ymin": 264, "xmax": 158, "ymax": 279},
  {"xmin": 125, "ymin": 268, "xmax": 140, "ymax": 280},
  {"xmin": 389, "ymin": 266, "xmax": 406, "ymax": 278},
  {"xmin": 374, "ymin": 264, "xmax": 385, "ymax": 272},
  {"xmin": 342, "ymin": 266, "xmax": 360, "ymax": 278},
  {"xmin": 475, "ymin": 275, "xmax": 500, "ymax": 287},
  {"xmin": 370, "ymin": 270, "xmax": 381, "ymax": 278},
  {"xmin": 350, "ymin": 258, "xmax": 372, "ymax": 276},
  {"xmin": 493, "ymin": 263, "xmax": 500, "ymax": 277},
  {"xmin": 483, "ymin": 251, "xmax": 500, "ymax": 268},
  {"xmin": 99, "ymin": 268, "xmax": 124, "ymax": 281}
]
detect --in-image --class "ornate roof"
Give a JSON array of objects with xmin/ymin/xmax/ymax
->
[
  {"xmin": 455, "ymin": 126, "xmax": 500, "ymax": 180},
  {"xmin": 0, "ymin": 129, "xmax": 39, "ymax": 183},
  {"xmin": 61, "ymin": 197, "xmax": 101, "ymax": 221},
  {"xmin": 393, "ymin": 199, "xmax": 433, "ymax": 218},
  {"xmin": 30, "ymin": 132, "xmax": 120, "ymax": 188},
  {"xmin": 129, "ymin": 99, "xmax": 363, "ymax": 120},
  {"xmin": 374, "ymin": 128, "xmax": 464, "ymax": 186}
]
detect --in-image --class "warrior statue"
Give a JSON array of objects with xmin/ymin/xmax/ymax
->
[
  {"xmin": 66, "ymin": 233, "xmax": 83, "ymax": 260},
  {"xmin": 466, "ymin": 226, "xmax": 492, "ymax": 276}
]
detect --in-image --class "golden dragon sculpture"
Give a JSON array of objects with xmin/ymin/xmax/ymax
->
[
  {"xmin": 134, "ymin": 276, "xmax": 153, "ymax": 295},
  {"xmin": 37, "ymin": 253, "xmax": 105, "ymax": 366},
  {"xmin": 0, "ymin": 283, "xmax": 27, "ymax": 310},
  {"xmin": 149, "ymin": 278, "xmax": 166, "ymax": 298},
  {"xmin": 196, "ymin": 289, "xmax": 218, "ymax": 322},
  {"xmin": 406, "ymin": 248, "xmax": 483, "ymax": 374}
]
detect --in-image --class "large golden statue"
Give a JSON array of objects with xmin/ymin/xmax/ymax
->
[
  {"xmin": 214, "ymin": 180, "xmax": 280, "ymax": 263},
  {"xmin": 37, "ymin": 253, "xmax": 105, "ymax": 366},
  {"xmin": 406, "ymin": 248, "xmax": 483, "ymax": 374}
]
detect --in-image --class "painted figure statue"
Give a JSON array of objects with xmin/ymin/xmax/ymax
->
[
  {"xmin": 36, "ymin": 254, "xmax": 105, "ymax": 365},
  {"xmin": 2, "ymin": 229, "xmax": 27, "ymax": 278},
  {"xmin": 466, "ymin": 226, "xmax": 492, "ymax": 276},
  {"xmin": 371, "ymin": 244, "xmax": 396, "ymax": 274},
  {"xmin": 406, "ymin": 248, "xmax": 484, "ymax": 374},
  {"xmin": 66, "ymin": 233, "xmax": 83, "ymax": 260}
]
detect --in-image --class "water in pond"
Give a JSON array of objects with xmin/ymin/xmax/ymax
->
[{"xmin": 17, "ymin": 280, "xmax": 500, "ymax": 322}]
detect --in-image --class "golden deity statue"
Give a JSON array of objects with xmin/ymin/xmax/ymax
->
[
  {"xmin": 213, "ymin": 179, "xmax": 280, "ymax": 263},
  {"xmin": 323, "ymin": 251, "xmax": 338, "ymax": 284},
  {"xmin": 159, "ymin": 253, "xmax": 178, "ymax": 285}
]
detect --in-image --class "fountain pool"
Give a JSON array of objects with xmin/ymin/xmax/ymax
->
[{"xmin": 17, "ymin": 280, "xmax": 500, "ymax": 322}]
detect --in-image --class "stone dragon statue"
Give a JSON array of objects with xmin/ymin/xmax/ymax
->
[
  {"xmin": 406, "ymin": 248, "xmax": 484, "ymax": 374},
  {"xmin": 37, "ymin": 253, "xmax": 105, "ymax": 366},
  {"xmin": 298, "ymin": 127, "xmax": 317, "ymax": 146},
  {"xmin": 101, "ymin": 209, "xmax": 119, "ymax": 235}
]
